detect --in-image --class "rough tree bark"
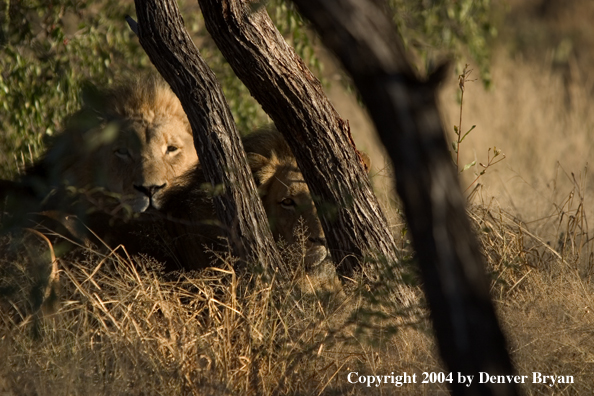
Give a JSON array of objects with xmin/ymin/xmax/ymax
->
[
  {"xmin": 197, "ymin": 0, "xmax": 414, "ymax": 304},
  {"xmin": 292, "ymin": 1, "xmax": 518, "ymax": 395},
  {"xmin": 132, "ymin": 0, "xmax": 282, "ymax": 268}
]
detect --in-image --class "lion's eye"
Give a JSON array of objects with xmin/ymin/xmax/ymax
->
[
  {"xmin": 166, "ymin": 145, "xmax": 179, "ymax": 153},
  {"xmin": 280, "ymin": 198, "xmax": 296, "ymax": 208},
  {"xmin": 115, "ymin": 147, "xmax": 130, "ymax": 158}
]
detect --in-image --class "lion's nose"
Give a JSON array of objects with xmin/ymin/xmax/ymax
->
[{"xmin": 134, "ymin": 183, "xmax": 167, "ymax": 198}]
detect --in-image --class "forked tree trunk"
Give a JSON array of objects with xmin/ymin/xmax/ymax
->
[
  {"xmin": 292, "ymin": 0, "xmax": 518, "ymax": 395},
  {"xmin": 132, "ymin": 0, "xmax": 282, "ymax": 268},
  {"xmin": 198, "ymin": 0, "xmax": 415, "ymax": 305}
]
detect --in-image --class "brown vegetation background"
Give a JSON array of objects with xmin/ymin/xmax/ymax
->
[{"xmin": 325, "ymin": 0, "xmax": 594, "ymax": 391}]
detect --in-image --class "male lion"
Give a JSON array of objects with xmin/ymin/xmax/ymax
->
[
  {"xmin": 27, "ymin": 74, "xmax": 198, "ymax": 214},
  {"xmin": 146, "ymin": 128, "xmax": 332, "ymax": 272},
  {"xmin": 242, "ymin": 128, "xmax": 329, "ymax": 270}
]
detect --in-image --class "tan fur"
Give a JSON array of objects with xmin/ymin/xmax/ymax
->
[
  {"xmin": 36, "ymin": 75, "xmax": 198, "ymax": 213},
  {"xmin": 147, "ymin": 129, "xmax": 329, "ymax": 271},
  {"xmin": 243, "ymin": 128, "xmax": 328, "ymax": 269},
  {"xmin": 33, "ymin": 125, "xmax": 329, "ymax": 274}
]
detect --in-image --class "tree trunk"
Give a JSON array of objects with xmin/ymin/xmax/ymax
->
[
  {"xmin": 132, "ymin": 0, "xmax": 282, "ymax": 268},
  {"xmin": 198, "ymin": 0, "xmax": 413, "ymax": 303},
  {"xmin": 292, "ymin": 1, "xmax": 518, "ymax": 395}
]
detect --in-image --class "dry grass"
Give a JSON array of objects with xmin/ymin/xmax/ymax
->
[
  {"xmin": 467, "ymin": 193, "xmax": 594, "ymax": 394},
  {"xmin": 439, "ymin": 49, "xmax": 594, "ymax": 225},
  {"xmin": 4, "ymin": 183, "xmax": 594, "ymax": 395},
  {"xmin": 0, "ymin": 230, "xmax": 440, "ymax": 395}
]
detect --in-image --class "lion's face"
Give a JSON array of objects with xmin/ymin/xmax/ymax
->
[
  {"xmin": 248, "ymin": 152, "xmax": 328, "ymax": 268},
  {"xmin": 103, "ymin": 116, "xmax": 197, "ymax": 213},
  {"xmin": 41, "ymin": 76, "xmax": 199, "ymax": 214}
]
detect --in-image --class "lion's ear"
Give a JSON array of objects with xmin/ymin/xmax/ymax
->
[
  {"xmin": 247, "ymin": 152, "xmax": 269, "ymax": 172},
  {"xmin": 247, "ymin": 152, "xmax": 270, "ymax": 186}
]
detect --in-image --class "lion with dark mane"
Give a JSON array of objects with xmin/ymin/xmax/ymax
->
[
  {"xmin": 243, "ymin": 128, "xmax": 329, "ymax": 269},
  {"xmin": 152, "ymin": 128, "xmax": 332, "ymax": 273},
  {"xmin": 27, "ymin": 74, "xmax": 198, "ymax": 214},
  {"xmin": 5, "ymin": 76, "xmax": 333, "ymax": 277}
]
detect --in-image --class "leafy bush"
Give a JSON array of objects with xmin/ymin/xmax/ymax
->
[
  {"xmin": 0, "ymin": 0, "xmax": 150, "ymax": 177},
  {"xmin": 0, "ymin": 0, "xmax": 496, "ymax": 178},
  {"xmin": 0, "ymin": 0, "xmax": 323, "ymax": 179},
  {"xmin": 389, "ymin": 0, "xmax": 497, "ymax": 84}
]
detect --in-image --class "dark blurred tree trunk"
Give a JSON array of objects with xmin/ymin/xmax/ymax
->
[
  {"xmin": 132, "ymin": 0, "xmax": 282, "ymax": 268},
  {"xmin": 198, "ymin": 0, "xmax": 415, "ymax": 306},
  {"xmin": 292, "ymin": 0, "xmax": 518, "ymax": 395}
]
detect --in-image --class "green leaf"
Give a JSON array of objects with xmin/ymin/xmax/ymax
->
[
  {"xmin": 451, "ymin": 141, "xmax": 458, "ymax": 152},
  {"xmin": 460, "ymin": 125, "xmax": 476, "ymax": 142},
  {"xmin": 461, "ymin": 160, "xmax": 476, "ymax": 173}
]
